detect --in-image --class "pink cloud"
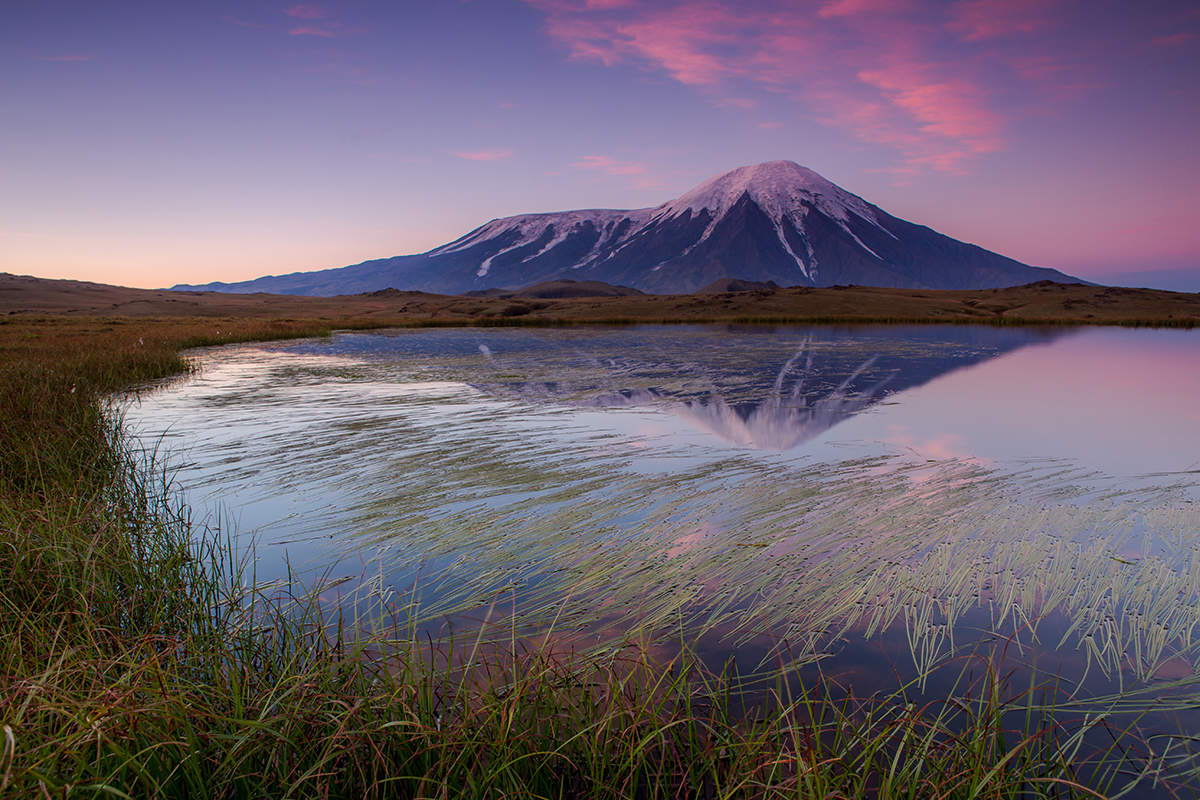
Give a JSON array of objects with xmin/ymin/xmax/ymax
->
[
  {"xmin": 809, "ymin": 58, "xmax": 1003, "ymax": 174},
  {"xmin": 1008, "ymin": 55, "xmax": 1102, "ymax": 103},
  {"xmin": 1151, "ymin": 32, "xmax": 1197, "ymax": 47},
  {"xmin": 285, "ymin": 4, "xmax": 326, "ymax": 20},
  {"xmin": 283, "ymin": 4, "xmax": 351, "ymax": 38},
  {"xmin": 946, "ymin": 0, "xmax": 1057, "ymax": 41},
  {"xmin": 528, "ymin": 1, "xmax": 1016, "ymax": 176},
  {"xmin": 615, "ymin": 5, "xmax": 753, "ymax": 86},
  {"xmin": 818, "ymin": 0, "xmax": 911, "ymax": 19},
  {"xmin": 572, "ymin": 155, "xmax": 663, "ymax": 189},
  {"xmin": 858, "ymin": 66, "xmax": 1002, "ymax": 152},
  {"xmin": 810, "ymin": 85, "xmax": 972, "ymax": 174},
  {"xmin": 757, "ymin": 120, "xmax": 783, "ymax": 129},
  {"xmin": 454, "ymin": 149, "xmax": 515, "ymax": 161},
  {"xmin": 289, "ymin": 24, "xmax": 342, "ymax": 38},
  {"xmin": 540, "ymin": 3, "xmax": 754, "ymax": 86},
  {"xmin": 572, "ymin": 155, "xmax": 647, "ymax": 175}
]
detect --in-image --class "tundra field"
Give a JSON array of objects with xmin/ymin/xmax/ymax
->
[{"xmin": 2, "ymin": 275, "xmax": 1199, "ymax": 798}]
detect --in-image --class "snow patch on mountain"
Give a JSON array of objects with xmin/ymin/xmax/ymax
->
[
  {"xmin": 425, "ymin": 162, "xmax": 898, "ymax": 280},
  {"xmin": 649, "ymin": 160, "xmax": 892, "ymax": 270},
  {"xmin": 771, "ymin": 216, "xmax": 811, "ymax": 274},
  {"xmin": 475, "ymin": 241, "xmax": 524, "ymax": 277},
  {"xmin": 430, "ymin": 209, "xmax": 646, "ymax": 259}
]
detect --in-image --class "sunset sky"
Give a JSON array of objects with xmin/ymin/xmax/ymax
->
[{"xmin": 4, "ymin": 0, "xmax": 1198, "ymax": 290}]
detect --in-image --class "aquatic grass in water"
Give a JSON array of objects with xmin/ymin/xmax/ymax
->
[
  {"xmin": 111, "ymin": 323, "xmax": 1200, "ymax": 794},
  {"xmin": 6, "ymin": 316, "xmax": 1200, "ymax": 796},
  {"xmin": 127, "ymin": 335, "xmax": 1200, "ymax": 672}
]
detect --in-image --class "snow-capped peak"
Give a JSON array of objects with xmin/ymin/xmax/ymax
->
[
  {"xmin": 649, "ymin": 161, "xmax": 895, "ymax": 272},
  {"xmin": 655, "ymin": 160, "xmax": 884, "ymax": 228}
]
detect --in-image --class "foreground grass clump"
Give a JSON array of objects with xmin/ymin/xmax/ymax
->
[{"xmin": 0, "ymin": 316, "xmax": 1172, "ymax": 797}]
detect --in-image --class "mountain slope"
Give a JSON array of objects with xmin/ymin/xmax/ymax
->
[{"xmin": 174, "ymin": 161, "xmax": 1081, "ymax": 295}]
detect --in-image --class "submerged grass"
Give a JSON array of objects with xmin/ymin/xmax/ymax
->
[{"xmin": 2, "ymin": 316, "xmax": 1195, "ymax": 797}]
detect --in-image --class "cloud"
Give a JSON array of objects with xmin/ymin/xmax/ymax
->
[
  {"xmin": 538, "ymin": 2, "xmax": 754, "ymax": 85},
  {"xmin": 757, "ymin": 120, "xmax": 783, "ymax": 129},
  {"xmin": 1151, "ymin": 32, "xmax": 1197, "ymax": 47},
  {"xmin": 527, "ymin": 0, "xmax": 1022, "ymax": 176},
  {"xmin": 858, "ymin": 65, "xmax": 1002, "ymax": 153},
  {"xmin": 572, "ymin": 154, "xmax": 647, "ymax": 175},
  {"xmin": 818, "ymin": 0, "xmax": 911, "ymax": 19},
  {"xmin": 454, "ymin": 149, "xmax": 515, "ymax": 161},
  {"xmin": 946, "ymin": 0, "xmax": 1057, "ymax": 41},
  {"xmin": 288, "ymin": 24, "xmax": 341, "ymax": 37},
  {"xmin": 284, "ymin": 4, "xmax": 350, "ymax": 37},
  {"xmin": 607, "ymin": 5, "xmax": 752, "ymax": 86},
  {"xmin": 37, "ymin": 54, "xmax": 90, "ymax": 62},
  {"xmin": 571, "ymin": 155, "xmax": 663, "ymax": 188},
  {"xmin": 285, "ymin": 4, "xmax": 327, "ymax": 20}
]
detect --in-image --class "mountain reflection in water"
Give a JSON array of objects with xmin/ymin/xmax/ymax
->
[
  {"xmin": 670, "ymin": 353, "xmax": 885, "ymax": 450},
  {"xmin": 466, "ymin": 326, "xmax": 1065, "ymax": 450}
]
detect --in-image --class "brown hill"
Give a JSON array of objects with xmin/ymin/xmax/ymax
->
[
  {"xmin": 697, "ymin": 278, "xmax": 781, "ymax": 293},
  {"xmin": 463, "ymin": 279, "xmax": 646, "ymax": 299},
  {"xmin": 2, "ymin": 272, "xmax": 1197, "ymax": 327}
]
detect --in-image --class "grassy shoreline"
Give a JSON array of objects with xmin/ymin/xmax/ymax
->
[{"xmin": 0, "ymin": 316, "xmax": 1191, "ymax": 797}]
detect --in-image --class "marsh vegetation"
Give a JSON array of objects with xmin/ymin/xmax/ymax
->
[{"xmin": 4, "ymin": 317, "xmax": 1199, "ymax": 798}]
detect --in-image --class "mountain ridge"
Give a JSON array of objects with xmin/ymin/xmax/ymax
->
[{"xmin": 173, "ymin": 161, "xmax": 1082, "ymax": 295}]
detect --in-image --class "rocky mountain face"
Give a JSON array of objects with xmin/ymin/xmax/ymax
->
[{"xmin": 173, "ymin": 161, "xmax": 1080, "ymax": 295}]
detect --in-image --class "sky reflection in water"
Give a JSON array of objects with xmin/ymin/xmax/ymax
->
[
  {"xmin": 123, "ymin": 326, "xmax": 1200, "ymax": 696},
  {"xmin": 118, "ymin": 324, "xmax": 1200, "ymax": 794}
]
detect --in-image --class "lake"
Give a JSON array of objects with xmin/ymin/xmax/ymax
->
[{"xmin": 123, "ymin": 323, "xmax": 1200, "ymax": 787}]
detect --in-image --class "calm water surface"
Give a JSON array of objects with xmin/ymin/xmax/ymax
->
[{"xmin": 123, "ymin": 324, "xmax": 1200, "ymax": 785}]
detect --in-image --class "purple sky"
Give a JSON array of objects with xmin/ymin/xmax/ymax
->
[{"xmin": 3, "ymin": 0, "xmax": 1198, "ymax": 289}]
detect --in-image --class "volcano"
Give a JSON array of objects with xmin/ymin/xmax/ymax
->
[{"xmin": 173, "ymin": 161, "xmax": 1080, "ymax": 295}]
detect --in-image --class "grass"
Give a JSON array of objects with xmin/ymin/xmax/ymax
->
[
  {"xmin": 5, "ymin": 275, "xmax": 1200, "ymax": 328},
  {"xmin": 1, "ymin": 315, "xmax": 1196, "ymax": 797}
]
